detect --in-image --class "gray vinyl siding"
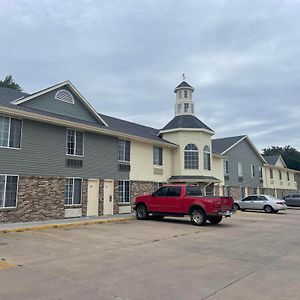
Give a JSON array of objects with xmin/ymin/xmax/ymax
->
[
  {"xmin": 20, "ymin": 86, "xmax": 100, "ymax": 124},
  {"xmin": 224, "ymin": 139, "xmax": 263, "ymax": 188},
  {"xmin": 0, "ymin": 118, "xmax": 128, "ymax": 180}
]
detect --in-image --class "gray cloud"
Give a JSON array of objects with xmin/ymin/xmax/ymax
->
[{"xmin": 1, "ymin": 0, "xmax": 300, "ymax": 150}]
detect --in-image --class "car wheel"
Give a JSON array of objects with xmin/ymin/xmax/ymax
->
[
  {"xmin": 208, "ymin": 216, "xmax": 222, "ymax": 225},
  {"xmin": 190, "ymin": 208, "xmax": 206, "ymax": 226},
  {"xmin": 233, "ymin": 203, "xmax": 240, "ymax": 210},
  {"xmin": 264, "ymin": 205, "xmax": 273, "ymax": 213},
  {"xmin": 136, "ymin": 204, "xmax": 149, "ymax": 220}
]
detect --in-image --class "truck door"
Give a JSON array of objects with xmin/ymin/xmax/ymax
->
[
  {"xmin": 163, "ymin": 186, "xmax": 182, "ymax": 213},
  {"xmin": 148, "ymin": 187, "xmax": 168, "ymax": 212}
]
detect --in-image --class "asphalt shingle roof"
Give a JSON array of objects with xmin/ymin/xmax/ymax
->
[
  {"xmin": 0, "ymin": 87, "xmax": 28, "ymax": 105},
  {"xmin": 174, "ymin": 81, "xmax": 194, "ymax": 90},
  {"xmin": 262, "ymin": 155, "xmax": 280, "ymax": 166},
  {"xmin": 212, "ymin": 135, "xmax": 246, "ymax": 154},
  {"xmin": 160, "ymin": 115, "xmax": 214, "ymax": 132}
]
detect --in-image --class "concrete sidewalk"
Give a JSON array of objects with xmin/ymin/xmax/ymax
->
[{"xmin": 0, "ymin": 213, "xmax": 135, "ymax": 233}]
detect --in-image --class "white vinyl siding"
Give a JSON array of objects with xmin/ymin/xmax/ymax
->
[
  {"xmin": 66, "ymin": 129, "xmax": 84, "ymax": 156},
  {"xmin": 0, "ymin": 175, "xmax": 18, "ymax": 208},
  {"xmin": 0, "ymin": 115, "xmax": 22, "ymax": 149},
  {"xmin": 64, "ymin": 178, "xmax": 82, "ymax": 205}
]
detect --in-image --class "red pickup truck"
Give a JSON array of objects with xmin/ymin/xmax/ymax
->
[{"xmin": 133, "ymin": 184, "xmax": 234, "ymax": 226}]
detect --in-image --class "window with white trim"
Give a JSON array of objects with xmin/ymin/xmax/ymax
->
[
  {"xmin": 153, "ymin": 146, "xmax": 163, "ymax": 166},
  {"xmin": 55, "ymin": 90, "xmax": 74, "ymax": 104},
  {"xmin": 251, "ymin": 165, "xmax": 255, "ymax": 178},
  {"xmin": 118, "ymin": 181, "xmax": 130, "ymax": 203},
  {"xmin": 177, "ymin": 103, "xmax": 181, "ymax": 113},
  {"xmin": 118, "ymin": 140, "xmax": 130, "ymax": 162},
  {"xmin": 184, "ymin": 90, "xmax": 188, "ymax": 98},
  {"xmin": 270, "ymin": 168, "xmax": 273, "ymax": 179},
  {"xmin": 66, "ymin": 129, "xmax": 84, "ymax": 156},
  {"xmin": 64, "ymin": 178, "xmax": 82, "ymax": 205},
  {"xmin": 224, "ymin": 160, "xmax": 229, "ymax": 175},
  {"xmin": 238, "ymin": 162, "xmax": 243, "ymax": 177},
  {"xmin": 259, "ymin": 166, "xmax": 263, "ymax": 178},
  {"xmin": 287, "ymin": 172, "xmax": 290, "ymax": 181},
  {"xmin": 203, "ymin": 145, "xmax": 211, "ymax": 170},
  {"xmin": 184, "ymin": 103, "xmax": 189, "ymax": 112},
  {"xmin": 279, "ymin": 170, "xmax": 282, "ymax": 180},
  {"xmin": 0, "ymin": 175, "xmax": 18, "ymax": 208},
  {"xmin": 0, "ymin": 115, "xmax": 22, "ymax": 149},
  {"xmin": 184, "ymin": 144, "xmax": 199, "ymax": 169}
]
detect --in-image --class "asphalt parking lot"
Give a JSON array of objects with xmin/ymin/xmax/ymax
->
[{"xmin": 0, "ymin": 209, "xmax": 300, "ymax": 300}]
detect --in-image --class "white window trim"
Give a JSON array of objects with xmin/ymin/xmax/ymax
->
[
  {"xmin": 203, "ymin": 145, "xmax": 211, "ymax": 171},
  {"xmin": 238, "ymin": 162, "xmax": 243, "ymax": 177},
  {"xmin": 153, "ymin": 146, "xmax": 163, "ymax": 166},
  {"xmin": 251, "ymin": 165, "xmax": 255, "ymax": 178},
  {"xmin": 0, "ymin": 174, "xmax": 19, "ymax": 209},
  {"xmin": 0, "ymin": 114, "xmax": 23, "ymax": 150},
  {"xmin": 66, "ymin": 128, "xmax": 84, "ymax": 157},
  {"xmin": 224, "ymin": 160, "xmax": 229, "ymax": 175},
  {"xmin": 55, "ymin": 89, "xmax": 75, "ymax": 104},
  {"xmin": 64, "ymin": 177, "xmax": 82, "ymax": 206},
  {"xmin": 118, "ymin": 180, "xmax": 130, "ymax": 204},
  {"xmin": 259, "ymin": 166, "xmax": 263, "ymax": 179},
  {"xmin": 118, "ymin": 139, "xmax": 130, "ymax": 163}
]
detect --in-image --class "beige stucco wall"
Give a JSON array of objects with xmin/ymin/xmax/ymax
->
[
  {"xmin": 263, "ymin": 166, "xmax": 297, "ymax": 190},
  {"xmin": 161, "ymin": 130, "xmax": 224, "ymax": 182},
  {"xmin": 129, "ymin": 140, "xmax": 173, "ymax": 182}
]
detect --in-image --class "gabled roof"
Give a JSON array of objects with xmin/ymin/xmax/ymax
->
[
  {"xmin": 212, "ymin": 135, "xmax": 266, "ymax": 163},
  {"xmin": 98, "ymin": 113, "xmax": 176, "ymax": 145},
  {"xmin": 160, "ymin": 115, "xmax": 214, "ymax": 134},
  {"xmin": 174, "ymin": 81, "xmax": 194, "ymax": 92},
  {"xmin": 10, "ymin": 81, "xmax": 108, "ymax": 126},
  {"xmin": 0, "ymin": 87, "xmax": 29, "ymax": 105},
  {"xmin": 263, "ymin": 155, "xmax": 287, "ymax": 168}
]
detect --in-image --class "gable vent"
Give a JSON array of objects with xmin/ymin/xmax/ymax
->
[{"xmin": 55, "ymin": 89, "xmax": 74, "ymax": 104}]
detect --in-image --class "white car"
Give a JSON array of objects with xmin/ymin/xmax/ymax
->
[{"xmin": 234, "ymin": 195, "xmax": 287, "ymax": 213}]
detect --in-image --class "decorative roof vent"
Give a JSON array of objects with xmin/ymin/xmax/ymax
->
[{"xmin": 55, "ymin": 89, "xmax": 74, "ymax": 104}]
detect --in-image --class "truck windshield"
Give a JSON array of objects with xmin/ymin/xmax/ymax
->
[{"xmin": 186, "ymin": 186, "xmax": 202, "ymax": 196}]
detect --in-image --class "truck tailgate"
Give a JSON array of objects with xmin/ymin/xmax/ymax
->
[{"xmin": 220, "ymin": 197, "xmax": 234, "ymax": 210}]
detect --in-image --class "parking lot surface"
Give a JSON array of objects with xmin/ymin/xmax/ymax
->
[{"xmin": 0, "ymin": 209, "xmax": 300, "ymax": 300}]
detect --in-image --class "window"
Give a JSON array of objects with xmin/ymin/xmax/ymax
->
[
  {"xmin": 153, "ymin": 146, "xmax": 163, "ymax": 166},
  {"xmin": 279, "ymin": 170, "xmax": 282, "ymax": 180},
  {"xmin": 184, "ymin": 90, "xmax": 188, "ymax": 98},
  {"xmin": 177, "ymin": 103, "xmax": 181, "ymax": 113},
  {"xmin": 0, "ymin": 115, "xmax": 22, "ymax": 149},
  {"xmin": 287, "ymin": 172, "xmax": 290, "ymax": 181},
  {"xmin": 203, "ymin": 145, "xmax": 211, "ymax": 170},
  {"xmin": 238, "ymin": 162, "xmax": 243, "ymax": 177},
  {"xmin": 270, "ymin": 168, "xmax": 273, "ymax": 179},
  {"xmin": 184, "ymin": 144, "xmax": 199, "ymax": 169},
  {"xmin": 166, "ymin": 186, "xmax": 181, "ymax": 197},
  {"xmin": 55, "ymin": 90, "xmax": 74, "ymax": 104},
  {"xmin": 178, "ymin": 91, "xmax": 182, "ymax": 98},
  {"xmin": 66, "ymin": 129, "xmax": 84, "ymax": 156},
  {"xmin": 224, "ymin": 160, "xmax": 229, "ymax": 175},
  {"xmin": 64, "ymin": 178, "xmax": 82, "ymax": 205},
  {"xmin": 186, "ymin": 185, "xmax": 202, "ymax": 196},
  {"xmin": 155, "ymin": 186, "xmax": 168, "ymax": 196},
  {"xmin": 154, "ymin": 182, "xmax": 163, "ymax": 191},
  {"xmin": 0, "ymin": 175, "xmax": 18, "ymax": 208},
  {"xmin": 259, "ymin": 166, "xmax": 263, "ymax": 179},
  {"xmin": 184, "ymin": 103, "xmax": 189, "ymax": 112},
  {"xmin": 118, "ymin": 181, "xmax": 130, "ymax": 203},
  {"xmin": 205, "ymin": 186, "xmax": 213, "ymax": 196},
  {"xmin": 251, "ymin": 165, "xmax": 255, "ymax": 178},
  {"xmin": 118, "ymin": 140, "xmax": 130, "ymax": 162}
]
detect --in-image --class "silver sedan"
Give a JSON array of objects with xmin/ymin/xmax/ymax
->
[{"xmin": 234, "ymin": 195, "xmax": 287, "ymax": 213}]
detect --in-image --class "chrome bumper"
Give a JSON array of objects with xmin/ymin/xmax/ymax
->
[{"xmin": 218, "ymin": 210, "xmax": 235, "ymax": 217}]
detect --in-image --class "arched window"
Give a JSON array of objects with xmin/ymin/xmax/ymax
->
[
  {"xmin": 203, "ymin": 145, "xmax": 211, "ymax": 170},
  {"xmin": 184, "ymin": 144, "xmax": 199, "ymax": 169}
]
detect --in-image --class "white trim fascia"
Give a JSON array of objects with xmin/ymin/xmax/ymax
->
[
  {"xmin": 159, "ymin": 128, "xmax": 215, "ymax": 135},
  {"xmin": 278, "ymin": 155, "xmax": 287, "ymax": 168},
  {"xmin": 0, "ymin": 106, "xmax": 177, "ymax": 149},
  {"xmin": 10, "ymin": 80, "xmax": 108, "ymax": 127},
  {"xmin": 263, "ymin": 164, "xmax": 298, "ymax": 173},
  {"xmin": 221, "ymin": 135, "xmax": 267, "ymax": 164}
]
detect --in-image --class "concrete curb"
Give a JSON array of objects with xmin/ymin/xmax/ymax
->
[{"xmin": 0, "ymin": 216, "xmax": 136, "ymax": 234}]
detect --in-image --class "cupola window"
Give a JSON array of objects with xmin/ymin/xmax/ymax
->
[
  {"xmin": 184, "ymin": 90, "xmax": 188, "ymax": 98},
  {"xmin": 184, "ymin": 103, "xmax": 189, "ymax": 112}
]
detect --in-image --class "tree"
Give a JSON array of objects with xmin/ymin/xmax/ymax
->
[
  {"xmin": 0, "ymin": 75, "xmax": 22, "ymax": 91},
  {"xmin": 262, "ymin": 146, "xmax": 300, "ymax": 171}
]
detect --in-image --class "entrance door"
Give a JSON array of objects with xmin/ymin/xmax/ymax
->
[
  {"xmin": 87, "ymin": 179, "xmax": 99, "ymax": 216},
  {"xmin": 103, "ymin": 180, "xmax": 114, "ymax": 215}
]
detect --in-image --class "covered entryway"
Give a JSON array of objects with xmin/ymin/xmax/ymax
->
[
  {"xmin": 87, "ymin": 179, "xmax": 99, "ymax": 216},
  {"xmin": 103, "ymin": 179, "xmax": 114, "ymax": 215}
]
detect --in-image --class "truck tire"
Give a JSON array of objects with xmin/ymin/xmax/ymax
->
[
  {"xmin": 136, "ymin": 204, "xmax": 149, "ymax": 220},
  {"xmin": 190, "ymin": 208, "xmax": 206, "ymax": 226},
  {"xmin": 208, "ymin": 216, "xmax": 222, "ymax": 224}
]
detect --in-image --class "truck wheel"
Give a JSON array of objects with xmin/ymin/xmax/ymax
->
[
  {"xmin": 136, "ymin": 204, "xmax": 149, "ymax": 220},
  {"xmin": 208, "ymin": 216, "xmax": 222, "ymax": 224},
  {"xmin": 264, "ymin": 205, "xmax": 273, "ymax": 213},
  {"xmin": 190, "ymin": 209, "xmax": 206, "ymax": 226}
]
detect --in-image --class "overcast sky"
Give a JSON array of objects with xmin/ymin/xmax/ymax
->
[{"xmin": 1, "ymin": 0, "xmax": 299, "ymax": 150}]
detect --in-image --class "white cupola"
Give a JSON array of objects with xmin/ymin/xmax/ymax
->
[{"xmin": 174, "ymin": 75, "xmax": 195, "ymax": 116}]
